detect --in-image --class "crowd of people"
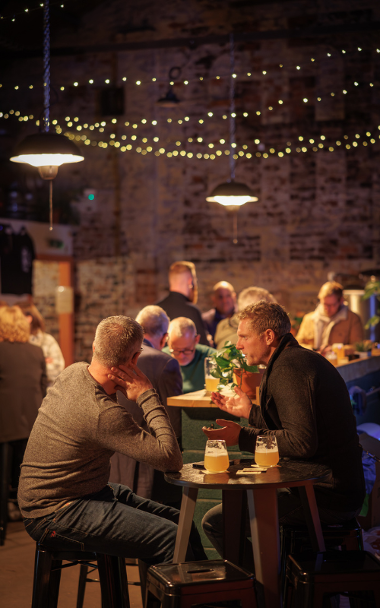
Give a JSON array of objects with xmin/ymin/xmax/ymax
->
[{"xmin": 0, "ymin": 261, "xmax": 366, "ymax": 580}]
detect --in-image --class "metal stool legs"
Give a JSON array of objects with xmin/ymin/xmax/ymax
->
[{"xmin": 31, "ymin": 544, "xmax": 129, "ymax": 608}]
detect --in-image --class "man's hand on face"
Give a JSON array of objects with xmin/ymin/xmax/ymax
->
[
  {"xmin": 202, "ymin": 419, "xmax": 242, "ymax": 446},
  {"xmin": 108, "ymin": 363, "xmax": 153, "ymax": 402},
  {"xmin": 211, "ymin": 386, "xmax": 252, "ymax": 419}
]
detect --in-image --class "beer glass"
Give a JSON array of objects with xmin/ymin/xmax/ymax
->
[
  {"xmin": 204, "ymin": 439, "xmax": 230, "ymax": 473},
  {"xmin": 204, "ymin": 357, "xmax": 219, "ymax": 392},
  {"xmin": 254, "ymin": 435, "xmax": 279, "ymax": 467}
]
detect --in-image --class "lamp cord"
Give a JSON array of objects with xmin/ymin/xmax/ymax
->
[
  {"xmin": 229, "ymin": 32, "xmax": 236, "ymax": 181},
  {"xmin": 49, "ymin": 181, "xmax": 53, "ymax": 230},
  {"xmin": 43, "ymin": 0, "xmax": 50, "ymax": 132},
  {"xmin": 230, "ymin": 33, "xmax": 239, "ymax": 244}
]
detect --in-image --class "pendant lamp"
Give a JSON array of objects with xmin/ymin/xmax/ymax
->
[
  {"xmin": 9, "ymin": 0, "xmax": 84, "ymax": 229},
  {"xmin": 206, "ymin": 34, "xmax": 258, "ymax": 243},
  {"xmin": 156, "ymin": 67, "xmax": 181, "ymax": 107}
]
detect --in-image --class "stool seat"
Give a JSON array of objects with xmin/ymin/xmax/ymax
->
[
  {"xmin": 281, "ymin": 517, "xmax": 363, "ymax": 549},
  {"xmin": 280, "ymin": 517, "xmax": 363, "ymax": 599},
  {"xmin": 146, "ymin": 560, "xmax": 256, "ymax": 608},
  {"xmin": 285, "ymin": 550, "xmax": 380, "ymax": 608}
]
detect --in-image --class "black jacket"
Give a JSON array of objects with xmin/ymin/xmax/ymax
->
[
  {"xmin": 239, "ymin": 333, "xmax": 365, "ymax": 512},
  {"xmin": 156, "ymin": 291, "xmax": 208, "ymax": 345}
]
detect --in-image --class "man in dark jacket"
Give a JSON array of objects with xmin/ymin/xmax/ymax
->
[
  {"xmin": 202, "ymin": 301, "xmax": 365, "ymax": 560},
  {"xmin": 156, "ymin": 261, "xmax": 209, "ymax": 346}
]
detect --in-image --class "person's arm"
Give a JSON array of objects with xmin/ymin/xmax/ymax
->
[
  {"xmin": 43, "ymin": 334, "xmax": 65, "ymax": 384},
  {"xmin": 157, "ymin": 357, "xmax": 183, "ymax": 403},
  {"xmin": 157, "ymin": 356, "xmax": 183, "ymax": 439},
  {"xmin": 255, "ymin": 364, "xmax": 318, "ymax": 459},
  {"xmin": 105, "ymin": 364, "xmax": 183, "ymax": 471},
  {"xmin": 349, "ymin": 312, "xmax": 364, "ymax": 344},
  {"xmin": 295, "ymin": 315, "xmax": 314, "ymax": 348}
]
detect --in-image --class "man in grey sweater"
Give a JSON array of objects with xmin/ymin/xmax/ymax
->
[{"xmin": 18, "ymin": 316, "xmax": 205, "ymax": 564}]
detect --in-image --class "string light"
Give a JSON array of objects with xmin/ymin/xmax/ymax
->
[{"xmin": 1, "ymin": 43, "xmax": 378, "ymax": 94}]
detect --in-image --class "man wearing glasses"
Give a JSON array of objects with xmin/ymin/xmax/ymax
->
[{"xmin": 164, "ymin": 317, "xmax": 216, "ymax": 393}]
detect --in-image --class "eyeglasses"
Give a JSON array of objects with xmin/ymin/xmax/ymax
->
[{"xmin": 169, "ymin": 347, "xmax": 195, "ymax": 356}]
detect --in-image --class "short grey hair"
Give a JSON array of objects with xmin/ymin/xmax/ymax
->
[
  {"xmin": 93, "ymin": 316, "xmax": 143, "ymax": 367},
  {"xmin": 237, "ymin": 286, "xmax": 276, "ymax": 312},
  {"xmin": 238, "ymin": 301, "xmax": 291, "ymax": 337},
  {"xmin": 168, "ymin": 317, "xmax": 197, "ymax": 339},
  {"xmin": 135, "ymin": 305, "xmax": 169, "ymax": 338}
]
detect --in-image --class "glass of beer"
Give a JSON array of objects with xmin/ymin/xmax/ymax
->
[
  {"xmin": 254, "ymin": 435, "xmax": 279, "ymax": 467},
  {"xmin": 204, "ymin": 357, "xmax": 219, "ymax": 392},
  {"xmin": 204, "ymin": 439, "xmax": 230, "ymax": 473}
]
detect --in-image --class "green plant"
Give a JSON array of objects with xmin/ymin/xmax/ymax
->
[
  {"xmin": 354, "ymin": 340, "xmax": 373, "ymax": 352},
  {"xmin": 362, "ymin": 278, "xmax": 380, "ymax": 329},
  {"xmin": 210, "ymin": 342, "xmax": 258, "ymax": 390}
]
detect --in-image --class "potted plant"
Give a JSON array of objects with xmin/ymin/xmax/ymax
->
[
  {"xmin": 354, "ymin": 340, "xmax": 373, "ymax": 359},
  {"xmin": 209, "ymin": 342, "xmax": 262, "ymax": 398},
  {"xmin": 362, "ymin": 277, "xmax": 380, "ymax": 331}
]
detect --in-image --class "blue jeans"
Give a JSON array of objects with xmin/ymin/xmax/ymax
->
[{"xmin": 24, "ymin": 483, "xmax": 206, "ymax": 565}]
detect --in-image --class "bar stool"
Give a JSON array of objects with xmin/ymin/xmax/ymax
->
[
  {"xmin": 31, "ymin": 542, "xmax": 130, "ymax": 608},
  {"xmin": 284, "ymin": 550, "xmax": 380, "ymax": 608},
  {"xmin": 280, "ymin": 518, "xmax": 363, "ymax": 597},
  {"xmin": 145, "ymin": 560, "xmax": 256, "ymax": 608},
  {"xmin": 77, "ymin": 557, "xmax": 145, "ymax": 608}
]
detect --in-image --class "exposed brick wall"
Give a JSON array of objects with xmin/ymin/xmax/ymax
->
[{"xmin": 1, "ymin": 0, "xmax": 379, "ymax": 349}]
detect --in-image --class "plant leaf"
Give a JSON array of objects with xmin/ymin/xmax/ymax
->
[{"xmin": 364, "ymin": 315, "xmax": 380, "ymax": 329}]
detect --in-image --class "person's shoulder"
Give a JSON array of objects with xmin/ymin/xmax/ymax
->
[
  {"xmin": 300, "ymin": 311, "xmax": 315, "ymax": 323},
  {"xmin": 139, "ymin": 345, "xmax": 172, "ymax": 364},
  {"xmin": 196, "ymin": 344, "xmax": 217, "ymax": 356},
  {"xmin": 276, "ymin": 342, "xmax": 333, "ymax": 372},
  {"xmin": 347, "ymin": 309, "xmax": 362, "ymax": 323},
  {"xmin": 156, "ymin": 293, "xmax": 169, "ymax": 307},
  {"xmin": 202, "ymin": 308, "xmax": 215, "ymax": 322},
  {"xmin": 22, "ymin": 341, "xmax": 45, "ymax": 359},
  {"xmin": 41, "ymin": 332, "xmax": 59, "ymax": 345},
  {"xmin": 55, "ymin": 362, "xmax": 89, "ymax": 383}
]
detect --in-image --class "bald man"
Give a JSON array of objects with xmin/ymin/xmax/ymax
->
[
  {"xmin": 202, "ymin": 281, "xmax": 236, "ymax": 345},
  {"xmin": 163, "ymin": 317, "xmax": 216, "ymax": 394}
]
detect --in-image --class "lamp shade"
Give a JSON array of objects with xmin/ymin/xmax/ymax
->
[
  {"xmin": 206, "ymin": 180, "xmax": 258, "ymax": 207},
  {"xmin": 156, "ymin": 88, "xmax": 180, "ymax": 108},
  {"xmin": 10, "ymin": 133, "xmax": 84, "ymax": 168}
]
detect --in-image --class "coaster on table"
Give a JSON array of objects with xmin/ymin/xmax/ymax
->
[{"xmin": 236, "ymin": 470, "xmax": 264, "ymax": 475}]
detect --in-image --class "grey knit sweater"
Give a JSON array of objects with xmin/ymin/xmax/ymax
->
[{"xmin": 18, "ymin": 362, "xmax": 183, "ymax": 518}]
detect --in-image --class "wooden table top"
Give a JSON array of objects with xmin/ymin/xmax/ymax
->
[
  {"xmin": 166, "ymin": 388, "xmax": 258, "ymax": 408},
  {"xmin": 165, "ymin": 460, "xmax": 330, "ymax": 490}
]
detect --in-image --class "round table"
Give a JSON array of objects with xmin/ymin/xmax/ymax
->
[{"xmin": 165, "ymin": 459, "xmax": 330, "ymax": 608}]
